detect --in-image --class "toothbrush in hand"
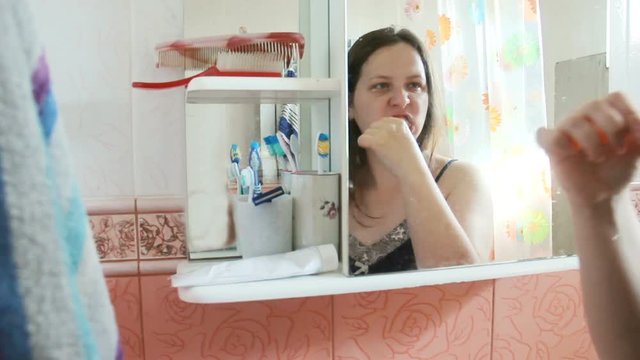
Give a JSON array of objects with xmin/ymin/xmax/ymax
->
[{"xmin": 316, "ymin": 132, "xmax": 330, "ymax": 174}]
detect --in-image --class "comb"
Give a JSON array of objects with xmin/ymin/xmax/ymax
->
[
  {"xmin": 132, "ymin": 32, "xmax": 305, "ymax": 90},
  {"xmin": 156, "ymin": 32, "xmax": 305, "ymax": 70}
]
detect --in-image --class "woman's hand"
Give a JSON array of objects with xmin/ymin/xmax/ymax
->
[
  {"xmin": 536, "ymin": 92, "xmax": 640, "ymax": 206},
  {"xmin": 357, "ymin": 116, "xmax": 428, "ymax": 180}
]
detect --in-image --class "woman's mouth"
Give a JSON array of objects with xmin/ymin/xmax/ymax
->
[{"xmin": 394, "ymin": 114, "xmax": 415, "ymax": 133}]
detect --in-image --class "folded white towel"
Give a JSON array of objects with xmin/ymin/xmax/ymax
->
[{"xmin": 171, "ymin": 244, "xmax": 339, "ymax": 287}]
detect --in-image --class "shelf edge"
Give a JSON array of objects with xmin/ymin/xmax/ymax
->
[{"xmin": 176, "ymin": 256, "xmax": 579, "ymax": 303}]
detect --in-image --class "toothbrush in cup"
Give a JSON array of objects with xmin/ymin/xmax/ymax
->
[
  {"xmin": 264, "ymin": 134, "xmax": 290, "ymax": 171},
  {"xmin": 316, "ymin": 132, "xmax": 330, "ymax": 174},
  {"xmin": 240, "ymin": 167, "xmax": 254, "ymax": 198},
  {"xmin": 249, "ymin": 141, "xmax": 262, "ymax": 196},
  {"xmin": 230, "ymin": 144, "xmax": 242, "ymax": 194}
]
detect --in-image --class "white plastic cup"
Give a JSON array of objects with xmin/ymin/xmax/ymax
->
[
  {"xmin": 290, "ymin": 171, "xmax": 340, "ymax": 250},
  {"xmin": 232, "ymin": 194, "xmax": 293, "ymax": 258},
  {"xmin": 279, "ymin": 170, "xmax": 293, "ymax": 194}
]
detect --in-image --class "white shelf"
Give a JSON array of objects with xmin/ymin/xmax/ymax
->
[
  {"xmin": 185, "ymin": 77, "xmax": 341, "ymax": 104},
  {"xmin": 175, "ymin": 256, "xmax": 579, "ymax": 304}
]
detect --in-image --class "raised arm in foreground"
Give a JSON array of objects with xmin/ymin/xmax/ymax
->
[{"xmin": 537, "ymin": 92, "xmax": 640, "ymax": 359}]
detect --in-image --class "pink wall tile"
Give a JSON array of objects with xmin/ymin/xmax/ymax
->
[
  {"xmin": 333, "ymin": 281, "xmax": 493, "ymax": 359},
  {"xmin": 139, "ymin": 275, "xmax": 333, "ymax": 359},
  {"xmin": 493, "ymin": 270, "xmax": 598, "ymax": 359},
  {"xmin": 106, "ymin": 277, "xmax": 144, "ymax": 360},
  {"xmin": 138, "ymin": 213, "xmax": 187, "ymax": 259},
  {"xmin": 106, "ymin": 271, "xmax": 601, "ymax": 360},
  {"xmin": 90, "ymin": 214, "xmax": 138, "ymax": 260}
]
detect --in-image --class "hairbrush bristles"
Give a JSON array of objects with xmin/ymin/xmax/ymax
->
[
  {"xmin": 134, "ymin": 33, "xmax": 304, "ymax": 89},
  {"xmin": 154, "ymin": 32, "xmax": 304, "ymax": 71}
]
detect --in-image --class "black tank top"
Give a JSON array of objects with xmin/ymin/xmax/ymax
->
[{"xmin": 349, "ymin": 159, "xmax": 458, "ymax": 276}]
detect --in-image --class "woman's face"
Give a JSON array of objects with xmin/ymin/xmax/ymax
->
[{"xmin": 350, "ymin": 42, "xmax": 429, "ymax": 137}]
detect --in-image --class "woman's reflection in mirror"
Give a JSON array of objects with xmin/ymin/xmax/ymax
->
[
  {"xmin": 348, "ymin": 27, "xmax": 493, "ymax": 275},
  {"xmin": 537, "ymin": 92, "xmax": 640, "ymax": 359}
]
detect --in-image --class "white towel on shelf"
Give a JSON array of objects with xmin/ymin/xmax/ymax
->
[{"xmin": 171, "ymin": 244, "xmax": 339, "ymax": 287}]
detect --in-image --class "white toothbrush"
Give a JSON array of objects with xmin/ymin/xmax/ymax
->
[
  {"xmin": 276, "ymin": 132, "xmax": 297, "ymax": 172},
  {"xmin": 290, "ymin": 133, "xmax": 300, "ymax": 171}
]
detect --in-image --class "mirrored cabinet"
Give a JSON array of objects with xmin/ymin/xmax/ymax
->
[{"xmin": 177, "ymin": 0, "xmax": 615, "ymax": 303}]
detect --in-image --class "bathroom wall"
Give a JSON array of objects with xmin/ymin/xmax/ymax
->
[
  {"xmin": 31, "ymin": 0, "xmax": 607, "ymax": 201},
  {"xmin": 539, "ymin": 0, "xmax": 608, "ymax": 126},
  {"xmin": 30, "ymin": 0, "xmax": 185, "ymax": 199},
  {"xmin": 29, "ymin": 0, "xmax": 640, "ymax": 358},
  {"xmin": 108, "ymin": 270, "xmax": 602, "ymax": 359}
]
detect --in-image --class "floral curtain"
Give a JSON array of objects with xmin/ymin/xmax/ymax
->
[{"xmin": 349, "ymin": 0, "xmax": 553, "ymax": 261}]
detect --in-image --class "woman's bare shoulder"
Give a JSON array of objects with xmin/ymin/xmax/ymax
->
[
  {"xmin": 428, "ymin": 154, "xmax": 487, "ymax": 193},
  {"xmin": 429, "ymin": 154, "xmax": 482, "ymax": 179}
]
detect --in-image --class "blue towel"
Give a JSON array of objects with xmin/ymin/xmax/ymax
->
[{"xmin": 0, "ymin": 1, "xmax": 120, "ymax": 359}]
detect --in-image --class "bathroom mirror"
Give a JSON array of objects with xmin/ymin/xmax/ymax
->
[
  {"xmin": 182, "ymin": 0, "xmax": 609, "ymax": 276},
  {"xmin": 345, "ymin": 0, "xmax": 608, "ymax": 276}
]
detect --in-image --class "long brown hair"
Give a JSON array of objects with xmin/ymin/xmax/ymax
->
[{"xmin": 348, "ymin": 27, "xmax": 443, "ymax": 193}]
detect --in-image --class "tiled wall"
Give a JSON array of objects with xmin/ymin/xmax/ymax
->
[
  {"xmin": 31, "ymin": 0, "xmax": 185, "ymax": 199},
  {"xmin": 90, "ymin": 189, "xmax": 640, "ymax": 359},
  {"xmin": 95, "ymin": 187, "xmax": 640, "ymax": 359},
  {"xmin": 105, "ymin": 271, "xmax": 599, "ymax": 359},
  {"xmin": 91, "ymin": 212, "xmax": 187, "ymax": 261},
  {"xmin": 89, "ymin": 198, "xmax": 601, "ymax": 359},
  {"xmin": 89, "ymin": 198, "xmax": 188, "ymax": 278},
  {"xmin": 89, "ymin": 199, "xmax": 601, "ymax": 359}
]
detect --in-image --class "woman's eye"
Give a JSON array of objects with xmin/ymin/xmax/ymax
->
[
  {"xmin": 371, "ymin": 83, "xmax": 389, "ymax": 90},
  {"xmin": 407, "ymin": 82, "xmax": 426, "ymax": 92}
]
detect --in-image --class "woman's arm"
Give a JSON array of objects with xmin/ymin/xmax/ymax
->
[
  {"xmin": 569, "ymin": 193, "xmax": 640, "ymax": 359},
  {"xmin": 537, "ymin": 92, "xmax": 640, "ymax": 359},
  {"xmin": 439, "ymin": 161, "xmax": 494, "ymax": 261},
  {"xmin": 357, "ymin": 117, "xmax": 492, "ymax": 268},
  {"xmin": 401, "ymin": 160, "xmax": 493, "ymax": 268}
]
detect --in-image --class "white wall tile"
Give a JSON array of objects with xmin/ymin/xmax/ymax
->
[
  {"xmin": 30, "ymin": 0, "xmax": 134, "ymax": 198},
  {"xmin": 131, "ymin": 0, "xmax": 185, "ymax": 197},
  {"xmin": 184, "ymin": 0, "xmax": 299, "ymax": 37}
]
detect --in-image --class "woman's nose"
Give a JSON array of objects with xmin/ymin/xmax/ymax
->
[{"xmin": 389, "ymin": 88, "xmax": 410, "ymax": 107}]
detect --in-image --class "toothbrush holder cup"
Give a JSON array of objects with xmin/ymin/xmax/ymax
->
[
  {"xmin": 290, "ymin": 171, "xmax": 340, "ymax": 251},
  {"xmin": 232, "ymin": 194, "xmax": 293, "ymax": 258}
]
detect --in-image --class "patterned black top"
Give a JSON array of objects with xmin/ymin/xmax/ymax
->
[{"xmin": 349, "ymin": 159, "xmax": 458, "ymax": 275}]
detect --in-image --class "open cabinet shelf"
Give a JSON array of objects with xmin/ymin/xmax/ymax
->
[
  {"xmin": 186, "ymin": 76, "xmax": 341, "ymax": 104},
  {"xmin": 175, "ymin": 256, "xmax": 579, "ymax": 303}
]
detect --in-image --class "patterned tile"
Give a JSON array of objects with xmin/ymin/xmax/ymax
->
[
  {"xmin": 139, "ymin": 275, "xmax": 332, "ymax": 359},
  {"xmin": 138, "ymin": 213, "xmax": 187, "ymax": 259},
  {"xmin": 493, "ymin": 271, "xmax": 598, "ymax": 359},
  {"xmin": 90, "ymin": 214, "xmax": 137, "ymax": 260},
  {"xmin": 333, "ymin": 281, "xmax": 494, "ymax": 359},
  {"xmin": 106, "ymin": 276, "xmax": 144, "ymax": 360}
]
